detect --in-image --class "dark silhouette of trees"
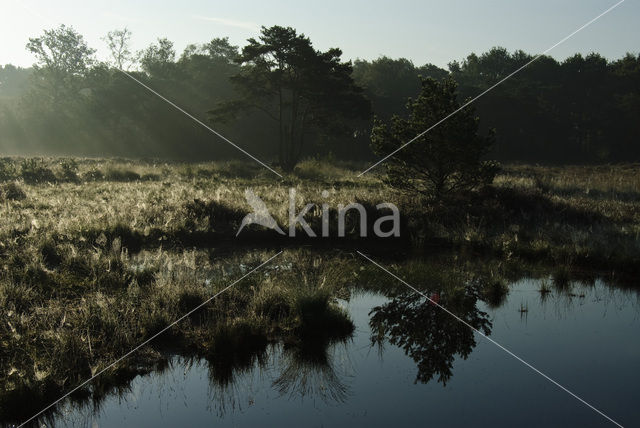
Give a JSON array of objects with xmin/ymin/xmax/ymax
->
[
  {"xmin": 371, "ymin": 77, "xmax": 497, "ymax": 200},
  {"xmin": 450, "ymin": 48, "xmax": 640, "ymax": 163},
  {"xmin": 352, "ymin": 56, "xmax": 448, "ymax": 120},
  {"xmin": 209, "ymin": 25, "xmax": 371, "ymax": 171},
  {"xmin": 0, "ymin": 23, "xmax": 639, "ymax": 165}
]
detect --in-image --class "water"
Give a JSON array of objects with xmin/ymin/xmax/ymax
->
[{"xmin": 52, "ymin": 277, "xmax": 640, "ymax": 427}]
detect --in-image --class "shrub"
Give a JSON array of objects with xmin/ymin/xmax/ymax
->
[
  {"xmin": 81, "ymin": 168, "xmax": 104, "ymax": 181},
  {"xmin": 0, "ymin": 158, "xmax": 17, "ymax": 181},
  {"xmin": 20, "ymin": 159, "xmax": 57, "ymax": 184},
  {"xmin": 0, "ymin": 182, "xmax": 26, "ymax": 201},
  {"xmin": 216, "ymin": 161, "xmax": 261, "ymax": 179},
  {"xmin": 140, "ymin": 173, "xmax": 161, "ymax": 181},
  {"xmin": 58, "ymin": 159, "xmax": 80, "ymax": 183},
  {"xmin": 371, "ymin": 77, "xmax": 498, "ymax": 200}
]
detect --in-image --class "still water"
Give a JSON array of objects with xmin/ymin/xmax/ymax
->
[{"xmin": 53, "ymin": 277, "xmax": 639, "ymax": 427}]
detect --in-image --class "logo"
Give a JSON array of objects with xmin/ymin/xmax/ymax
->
[
  {"xmin": 236, "ymin": 188, "xmax": 400, "ymax": 238},
  {"xmin": 236, "ymin": 189, "xmax": 286, "ymax": 236}
]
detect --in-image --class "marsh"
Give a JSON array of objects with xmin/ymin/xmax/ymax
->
[{"xmin": 0, "ymin": 158, "xmax": 639, "ymax": 426}]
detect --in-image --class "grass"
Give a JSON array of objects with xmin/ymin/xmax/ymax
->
[
  {"xmin": 538, "ymin": 279, "xmax": 552, "ymax": 295},
  {"xmin": 0, "ymin": 246, "xmax": 358, "ymax": 424},
  {"xmin": 0, "ymin": 181, "xmax": 26, "ymax": 201},
  {"xmin": 2, "ymin": 156, "xmax": 634, "ymax": 274},
  {"xmin": 0, "ymin": 156, "xmax": 639, "ymax": 423}
]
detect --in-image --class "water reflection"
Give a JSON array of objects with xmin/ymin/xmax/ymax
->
[
  {"xmin": 369, "ymin": 282, "xmax": 491, "ymax": 385},
  {"xmin": 2, "ymin": 252, "xmax": 640, "ymax": 427},
  {"xmin": 273, "ymin": 337, "xmax": 351, "ymax": 403}
]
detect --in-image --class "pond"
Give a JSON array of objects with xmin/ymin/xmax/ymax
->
[{"xmin": 37, "ymin": 265, "xmax": 640, "ymax": 428}]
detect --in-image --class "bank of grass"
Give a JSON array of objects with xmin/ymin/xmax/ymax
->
[
  {"xmin": 0, "ymin": 157, "xmax": 638, "ymax": 275},
  {"xmin": 0, "ymin": 245, "xmax": 356, "ymax": 423}
]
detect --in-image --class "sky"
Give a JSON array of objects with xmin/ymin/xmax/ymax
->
[{"xmin": 1, "ymin": 0, "xmax": 638, "ymax": 69}]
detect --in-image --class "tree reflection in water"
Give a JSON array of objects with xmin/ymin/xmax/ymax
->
[{"xmin": 369, "ymin": 282, "xmax": 491, "ymax": 385}]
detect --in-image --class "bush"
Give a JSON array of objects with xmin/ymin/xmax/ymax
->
[
  {"xmin": 0, "ymin": 158, "xmax": 17, "ymax": 181},
  {"xmin": 0, "ymin": 182, "xmax": 26, "ymax": 201},
  {"xmin": 371, "ymin": 77, "xmax": 498, "ymax": 200},
  {"xmin": 81, "ymin": 168, "xmax": 104, "ymax": 181},
  {"xmin": 140, "ymin": 173, "xmax": 161, "ymax": 181},
  {"xmin": 20, "ymin": 159, "xmax": 57, "ymax": 184},
  {"xmin": 253, "ymin": 287, "xmax": 292, "ymax": 322},
  {"xmin": 58, "ymin": 159, "xmax": 80, "ymax": 183},
  {"xmin": 480, "ymin": 279, "xmax": 509, "ymax": 308}
]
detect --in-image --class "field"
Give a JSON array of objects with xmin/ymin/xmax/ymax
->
[{"xmin": 1, "ymin": 157, "xmax": 639, "ymax": 425}]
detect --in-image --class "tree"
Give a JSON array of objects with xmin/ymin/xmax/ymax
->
[
  {"xmin": 210, "ymin": 25, "xmax": 371, "ymax": 172},
  {"xmin": 26, "ymin": 25, "xmax": 96, "ymax": 103},
  {"xmin": 139, "ymin": 38, "xmax": 176, "ymax": 77},
  {"xmin": 103, "ymin": 28, "xmax": 134, "ymax": 70},
  {"xmin": 371, "ymin": 77, "xmax": 497, "ymax": 200},
  {"xmin": 26, "ymin": 25, "xmax": 95, "ymax": 76},
  {"xmin": 203, "ymin": 37, "xmax": 239, "ymax": 62}
]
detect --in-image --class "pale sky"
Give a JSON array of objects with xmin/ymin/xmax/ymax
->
[{"xmin": 1, "ymin": 0, "xmax": 638, "ymax": 69}]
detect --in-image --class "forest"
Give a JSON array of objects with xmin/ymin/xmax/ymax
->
[{"xmin": 1, "ymin": 24, "xmax": 639, "ymax": 164}]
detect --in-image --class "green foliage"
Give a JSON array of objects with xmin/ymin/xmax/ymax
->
[
  {"xmin": 103, "ymin": 28, "xmax": 133, "ymax": 70},
  {"xmin": 371, "ymin": 77, "xmax": 498, "ymax": 200},
  {"xmin": 26, "ymin": 24, "xmax": 95, "ymax": 76},
  {"xmin": 25, "ymin": 24, "xmax": 96, "ymax": 107},
  {"xmin": 210, "ymin": 25, "xmax": 371, "ymax": 171},
  {"xmin": 138, "ymin": 37, "xmax": 176, "ymax": 77}
]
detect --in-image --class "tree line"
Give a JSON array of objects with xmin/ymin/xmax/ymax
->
[{"xmin": 0, "ymin": 24, "xmax": 639, "ymax": 165}]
